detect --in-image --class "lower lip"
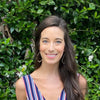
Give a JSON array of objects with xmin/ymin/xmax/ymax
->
[{"xmin": 46, "ymin": 54, "xmax": 56, "ymax": 59}]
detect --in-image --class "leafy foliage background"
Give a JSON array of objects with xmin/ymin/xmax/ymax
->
[{"xmin": 0, "ymin": 0, "xmax": 100, "ymax": 100}]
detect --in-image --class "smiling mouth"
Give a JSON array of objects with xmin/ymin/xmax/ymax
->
[{"xmin": 46, "ymin": 53, "xmax": 57, "ymax": 58}]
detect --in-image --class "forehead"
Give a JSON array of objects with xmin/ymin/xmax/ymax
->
[{"xmin": 41, "ymin": 26, "xmax": 64, "ymax": 39}]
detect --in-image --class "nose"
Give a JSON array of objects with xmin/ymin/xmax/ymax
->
[{"xmin": 48, "ymin": 42, "xmax": 55, "ymax": 52}]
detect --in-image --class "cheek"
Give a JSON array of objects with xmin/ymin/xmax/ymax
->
[
  {"xmin": 57, "ymin": 46, "xmax": 65, "ymax": 53},
  {"xmin": 39, "ymin": 45, "xmax": 46, "ymax": 51}
]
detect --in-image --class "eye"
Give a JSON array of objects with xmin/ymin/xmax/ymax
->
[
  {"xmin": 42, "ymin": 40, "xmax": 48, "ymax": 43},
  {"xmin": 56, "ymin": 40, "xmax": 62, "ymax": 44}
]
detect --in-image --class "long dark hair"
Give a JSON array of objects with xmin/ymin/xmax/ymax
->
[{"xmin": 34, "ymin": 15, "xmax": 84, "ymax": 100}]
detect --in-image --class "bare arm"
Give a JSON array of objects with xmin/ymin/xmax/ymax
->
[
  {"xmin": 16, "ymin": 77, "xmax": 26, "ymax": 100},
  {"xmin": 79, "ymin": 74, "xmax": 87, "ymax": 97}
]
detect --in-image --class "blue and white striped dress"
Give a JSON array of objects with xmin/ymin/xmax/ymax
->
[{"xmin": 23, "ymin": 75, "xmax": 67, "ymax": 100}]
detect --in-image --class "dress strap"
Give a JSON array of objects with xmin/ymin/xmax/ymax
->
[
  {"xmin": 23, "ymin": 75, "xmax": 45, "ymax": 100},
  {"xmin": 59, "ymin": 89, "xmax": 67, "ymax": 100},
  {"xmin": 23, "ymin": 75, "xmax": 35, "ymax": 100}
]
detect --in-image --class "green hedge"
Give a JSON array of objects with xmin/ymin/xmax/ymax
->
[{"xmin": 0, "ymin": 0, "xmax": 100, "ymax": 100}]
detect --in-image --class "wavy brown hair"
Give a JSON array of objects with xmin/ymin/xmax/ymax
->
[{"xmin": 34, "ymin": 15, "xmax": 84, "ymax": 100}]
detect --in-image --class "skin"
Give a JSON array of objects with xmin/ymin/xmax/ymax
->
[
  {"xmin": 40, "ymin": 26, "xmax": 65, "ymax": 66},
  {"xmin": 79, "ymin": 74, "xmax": 87, "ymax": 97},
  {"xmin": 16, "ymin": 26, "xmax": 87, "ymax": 100}
]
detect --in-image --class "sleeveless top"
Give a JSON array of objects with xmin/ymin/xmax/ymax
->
[{"xmin": 23, "ymin": 75, "xmax": 67, "ymax": 100}]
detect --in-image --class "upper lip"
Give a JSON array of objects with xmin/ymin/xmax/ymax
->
[{"xmin": 46, "ymin": 53, "xmax": 57, "ymax": 55}]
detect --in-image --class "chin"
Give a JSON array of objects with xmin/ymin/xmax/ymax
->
[{"xmin": 45, "ymin": 60, "xmax": 59, "ymax": 65}]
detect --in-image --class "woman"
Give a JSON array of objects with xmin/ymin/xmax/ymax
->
[{"xmin": 16, "ymin": 15, "xmax": 87, "ymax": 100}]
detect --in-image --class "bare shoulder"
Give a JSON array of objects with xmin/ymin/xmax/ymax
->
[
  {"xmin": 79, "ymin": 74, "xmax": 87, "ymax": 87},
  {"xmin": 78, "ymin": 74, "xmax": 87, "ymax": 96},
  {"xmin": 16, "ymin": 77, "xmax": 25, "ymax": 91},
  {"xmin": 16, "ymin": 77, "xmax": 26, "ymax": 100}
]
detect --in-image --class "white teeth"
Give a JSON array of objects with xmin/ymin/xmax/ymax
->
[{"xmin": 47, "ymin": 55, "xmax": 56, "ymax": 57}]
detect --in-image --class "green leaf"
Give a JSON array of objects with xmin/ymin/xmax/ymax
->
[
  {"xmin": 89, "ymin": 64, "xmax": 98, "ymax": 68},
  {"xmin": 2, "ymin": 38, "xmax": 10, "ymax": 45},
  {"xmin": 40, "ymin": 1, "xmax": 48, "ymax": 5},
  {"xmin": 94, "ymin": 11, "xmax": 97, "ymax": 18},
  {"xmin": 0, "ymin": 63, "xmax": 5, "ymax": 67},
  {"xmin": 37, "ymin": 9, "xmax": 43, "ymax": 14},
  {"xmin": 10, "ymin": 27, "xmax": 14, "ymax": 33},
  {"xmin": 48, "ymin": 0, "xmax": 55, "ymax": 5},
  {"xmin": 89, "ymin": 3, "xmax": 95, "ymax": 10},
  {"xmin": 87, "ymin": 78, "xmax": 93, "ymax": 82},
  {"xmin": 61, "ymin": 7, "xmax": 69, "ymax": 13},
  {"xmin": 74, "ymin": 17, "xmax": 78, "ymax": 24}
]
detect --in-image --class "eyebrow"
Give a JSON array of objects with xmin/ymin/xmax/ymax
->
[
  {"xmin": 55, "ymin": 38, "xmax": 63, "ymax": 41},
  {"xmin": 41, "ymin": 37, "xmax": 48, "ymax": 40},
  {"xmin": 41, "ymin": 37, "xmax": 63, "ymax": 41}
]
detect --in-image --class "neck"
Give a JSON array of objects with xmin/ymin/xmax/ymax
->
[{"xmin": 36, "ymin": 62, "xmax": 60, "ymax": 79}]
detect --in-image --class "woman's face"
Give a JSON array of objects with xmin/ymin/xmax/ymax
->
[{"xmin": 39, "ymin": 26, "xmax": 65, "ymax": 65}]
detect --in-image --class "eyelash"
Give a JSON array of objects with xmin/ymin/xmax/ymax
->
[
  {"xmin": 42, "ymin": 40, "xmax": 48, "ymax": 43},
  {"xmin": 56, "ymin": 41, "xmax": 62, "ymax": 43},
  {"xmin": 42, "ymin": 40, "xmax": 62, "ymax": 44}
]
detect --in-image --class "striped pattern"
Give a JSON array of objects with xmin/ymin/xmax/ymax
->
[{"xmin": 23, "ymin": 75, "xmax": 67, "ymax": 100}]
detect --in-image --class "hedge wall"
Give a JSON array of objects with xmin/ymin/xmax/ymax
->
[{"xmin": 0, "ymin": 0, "xmax": 100, "ymax": 100}]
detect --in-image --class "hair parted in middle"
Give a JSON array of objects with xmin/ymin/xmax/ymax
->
[{"xmin": 34, "ymin": 15, "xmax": 84, "ymax": 100}]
